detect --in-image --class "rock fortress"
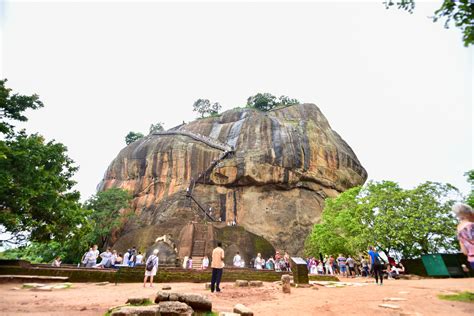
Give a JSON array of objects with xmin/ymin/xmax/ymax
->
[{"xmin": 98, "ymin": 103, "xmax": 367, "ymax": 267}]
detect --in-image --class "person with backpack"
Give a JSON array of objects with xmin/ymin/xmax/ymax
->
[
  {"xmin": 368, "ymin": 246, "xmax": 387, "ymax": 285},
  {"xmin": 143, "ymin": 249, "xmax": 159, "ymax": 288}
]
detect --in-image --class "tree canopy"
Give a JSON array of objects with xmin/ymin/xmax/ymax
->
[
  {"xmin": 385, "ymin": 0, "xmax": 474, "ymax": 46},
  {"xmin": 0, "ymin": 79, "xmax": 85, "ymax": 246},
  {"xmin": 125, "ymin": 131, "xmax": 144, "ymax": 145},
  {"xmin": 149, "ymin": 122, "xmax": 164, "ymax": 134},
  {"xmin": 306, "ymin": 181, "xmax": 461, "ymax": 259},
  {"xmin": 465, "ymin": 169, "xmax": 474, "ymax": 208},
  {"xmin": 84, "ymin": 188, "xmax": 133, "ymax": 249},
  {"xmin": 192, "ymin": 99, "xmax": 222, "ymax": 118},
  {"xmin": 246, "ymin": 93, "xmax": 299, "ymax": 111}
]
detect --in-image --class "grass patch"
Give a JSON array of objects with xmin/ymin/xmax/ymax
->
[
  {"xmin": 438, "ymin": 291, "xmax": 474, "ymax": 303},
  {"xmin": 129, "ymin": 299, "xmax": 153, "ymax": 306}
]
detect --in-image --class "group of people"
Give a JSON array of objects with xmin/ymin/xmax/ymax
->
[
  {"xmin": 80, "ymin": 245, "xmax": 144, "ymax": 269},
  {"xmin": 248, "ymin": 251, "xmax": 291, "ymax": 271}
]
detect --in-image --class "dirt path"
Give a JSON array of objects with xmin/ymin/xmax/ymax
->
[{"xmin": 2, "ymin": 277, "xmax": 473, "ymax": 315}]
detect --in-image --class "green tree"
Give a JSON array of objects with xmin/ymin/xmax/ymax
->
[
  {"xmin": 149, "ymin": 122, "xmax": 164, "ymax": 134},
  {"xmin": 125, "ymin": 131, "xmax": 144, "ymax": 145},
  {"xmin": 465, "ymin": 169, "xmax": 474, "ymax": 208},
  {"xmin": 0, "ymin": 80, "xmax": 85, "ymax": 246},
  {"xmin": 246, "ymin": 93, "xmax": 300, "ymax": 111},
  {"xmin": 306, "ymin": 181, "xmax": 460, "ymax": 259},
  {"xmin": 84, "ymin": 188, "xmax": 133, "ymax": 248},
  {"xmin": 0, "ymin": 79, "xmax": 44, "ymax": 135},
  {"xmin": 192, "ymin": 99, "xmax": 222, "ymax": 118},
  {"xmin": 385, "ymin": 0, "xmax": 474, "ymax": 46}
]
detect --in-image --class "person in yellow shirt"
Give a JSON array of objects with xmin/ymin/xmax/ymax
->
[{"xmin": 210, "ymin": 241, "xmax": 225, "ymax": 293}]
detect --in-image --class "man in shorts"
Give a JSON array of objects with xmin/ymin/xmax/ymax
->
[
  {"xmin": 337, "ymin": 254, "xmax": 347, "ymax": 277},
  {"xmin": 346, "ymin": 255, "xmax": 356, "ymax": 278}
]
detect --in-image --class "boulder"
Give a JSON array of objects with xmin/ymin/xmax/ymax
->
[
  {"xmin": 110, "ymin": 305, "xmax": 160, "ymax": 316},
  {"xmin": 204, "ymin": 282, "xmax": 211, "ymax": 289},
  {"xmin": 249, "ymin": 281, "xmax": 263, "ymax": 287},
  {"xmin": 100, "ymin": 104, "xmax": 367, "ymax": 258},
  {"xmin": 154, "ymin": 292, "xmax": 212, "ymax": 312},
  {"xmin": 233, "ymin": 303, "xmax": 253, "ymax": 316},
  {"xmin": 177, "ymin": 293, "xmax": 212, "ymax": 312},
  {"xmin": 235, "ymin": 280, "xmax": 249, "ymax": 287},
  {"xmin": 158, "ymin": 301, "xmax": 193, "ymax": 316},
  {"xmin": 281, "ymin": 275, "xmax": 291, "ymax": 294},
  {"xmin": 155, "ymin": 291, "xmax": 170, "ymax": 302},
  {"xmin": 162, "ymin": 285, "xmax": 172, "ymax": 290}
]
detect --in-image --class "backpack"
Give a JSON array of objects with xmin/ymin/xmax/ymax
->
[
  {"xmin": 375, "ymin": 251, "xmax": 388, "ymax": 265},
  {"xmin": 146, "ymin": 256, "xmax": 156, "ymax": 271}
]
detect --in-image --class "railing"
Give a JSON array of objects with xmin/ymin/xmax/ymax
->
[{"xmin": 152, "ymin": 130, "xmax": 233, "ymax": 152}]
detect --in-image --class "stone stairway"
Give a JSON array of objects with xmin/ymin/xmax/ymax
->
[{"xmin": 190, "ymin": 223, "xmax": 208, "ymax": 268}]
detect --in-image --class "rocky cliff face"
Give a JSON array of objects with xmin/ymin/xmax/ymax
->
[{"xmin": 99, "ymin": 104, "xmax": 367, "ymax": 256}]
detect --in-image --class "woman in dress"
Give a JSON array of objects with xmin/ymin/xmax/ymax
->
[
  {"xmin": 453, "ymin": 204, "xmax": 474, "ymax": 269},
  {"xmin": 143, "ymin": 249, "xmax": 159, "ymax": 288}
]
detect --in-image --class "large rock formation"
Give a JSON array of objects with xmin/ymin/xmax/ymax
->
[{"xmin": 99, "ymin": 104, "xmax": 367, "ymax": 258}]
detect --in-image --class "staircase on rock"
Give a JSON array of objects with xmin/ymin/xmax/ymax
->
[{"xmin": 190, "ymin": 223, "xmax": 210, "ymax": 269}]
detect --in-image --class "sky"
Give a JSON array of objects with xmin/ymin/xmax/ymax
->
[{"xmin": 0, "ymin": 0, "xmax": 472, "ymax": 201}]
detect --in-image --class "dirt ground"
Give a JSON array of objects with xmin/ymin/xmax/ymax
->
[{"xmin": 1, "ymin": 277, "xmax": 473, "ymax": 315}]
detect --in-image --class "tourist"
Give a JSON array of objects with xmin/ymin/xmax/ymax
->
[
  {"xmin": 129, "ymin": 246, "xmax": 137, "ymax": 267},
  {"xmin": 202, "ymin": 256, "xmax": 209, "ymax": 269},
  {"xmin": 85, "ymin": 245, "xmax": 99, "ymax": 268},
  {"xmin": 309, "ymin": 258, "xmax": 317, "ymax": 274},
  {"xmin": 368, "ymin": 246, "xmax": 385, "ymax": 286},
  {"xmin": 115, "ymin": 253, "xmax": 123, "ymax": 266},
  {"xmin": 254, "ymin": 253, "xmax": 264, "ymax": 269},
  {"xmin": 283, "ymin": 251, "xmax": 290, "ymax": 271},
  {"xmin": 95, "ymin": 247, "xmax": 113, "ymax": 268},
  {"xmin": 143, "ymin": 249, "xmax": 159, "ymax": 288},
  {"xmin": 266, "ymin": 256, "xmax": 275, "ymax": 270},
  {"xmin": 210, "ymin": 241, "xmax": 225, "ymax": 293},
  {"xmin": 317, "ymin": 261, "xmax": 324, "ymax": 274},
  {"xmin": 81, "ymin": 248, "xmax": 91, "ymax": 267},
  {"xmin": 187, "ymin": 257, "xmax": 193, "ymax": 269},
  {"xmin": 52, "ymin": 256, "xmax": 61, "ymax": 267},
  {"xmin": 337, "ymin": 254, "xmax": 347, "ymax": 277},
  {"xmin": 361, "ymin": 256, "xmax": 369, "ymax": 277},
  {"xmin": 346, "ymin": 255, "xmax": 355, "ymax": 278},
  {"xmin": 233, "ymin": 252, "xmax": 242, "ymax": 267},
  {"xmin": 274, "ymin": 251, "xmax": 281, "ymax": 271},
  {"xmin": 135, "ymin": 252, "xmax": 144, "ymax": 265},
  {"xmin": 324, "ymin": 255, "xmax": 333, "ymax": 275},
  {"xmin": 123, "ymin": 249, "xmax": 130, "ymax": 266},
  {"xmin": 453, "ymin": 203, "xmax": 474, "ymax": 269},
  {"xmin": 182, "ymin": 256, "xmax": 189, "ymax": 269},
  {"xmin": 329, "ymin": 255, "xmax": 337, "ymax": 275}
]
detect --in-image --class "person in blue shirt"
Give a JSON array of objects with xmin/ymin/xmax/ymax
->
[{"xmin": 368, "ymin": 246, "xmax": 384, "ymax": 285}]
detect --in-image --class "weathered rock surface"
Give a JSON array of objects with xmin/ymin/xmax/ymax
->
[
  {"xmin": 110, "ymin": 305, "xmax": 161, "ymax": 316},
  {"xmin": 154, "ymin": 291, "xmax": 212, "ymax": 312},
  {"xmin": 100, "ymin": 104, "xmax": 367, "ymax": 255},
  {"xmin": 233, "ymin": 303, "xmax": 254, "ymax": 316},
  {"xmin": 235, "ymin": 280, "xmax": 249, "ymax": 287},
  {"xmin": 158, "ymin": 301, "xmax": 193, "ymax": 315},
  {"xmin": 281, "ymin": 274, "xmax": 291, "ymax": 293}
]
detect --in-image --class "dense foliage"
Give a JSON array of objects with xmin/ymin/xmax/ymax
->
[
  {"xmin": 465, "ymin": 170, "xmax": 474, "ymax": 208},
  {"xmin": 0, "ymin": 79, "xmax": 85, "ymax": 246},
  {"xmin": 125, "ymin": 131, "xmax": 144, "ymax": 145},
  {"xmin": 306, "ymin": 181, "xmax": 461, "ymax": 259},
  {"xmin": 246, "ymin": 93, "xmax": 299, "ymax": 111},
  {"xmin": 385, "ymin": 0, "xmax": 474, "ymax": 46},
  {"xmin": 149, "ymin": 122, "xmax": 164, "ymax": 134},
  {"xmin": 192, "ymin": 99, "xmax": 221, "ymax": 118},
  {"xmin": 84, "ymin": 188, "xmax": 133, "ymax": 249}
]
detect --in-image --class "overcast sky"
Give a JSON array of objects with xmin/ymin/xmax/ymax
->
[{"xmin": 1, "ymin": 0, "xmax": 472, "ymax": 201}]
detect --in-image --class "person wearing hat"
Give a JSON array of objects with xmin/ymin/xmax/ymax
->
[{"xmin": 143, "ymin": 249, "xmax": 159, "ymax": 288}]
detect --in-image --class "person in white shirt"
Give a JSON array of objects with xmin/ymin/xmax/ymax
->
[
  {"xmin": 233, "ymin": 252, "xmax": 242, "ymax": 267},
  {"xmin": 254, "ymin": 253, "xmax": 264, "ymax": 270},
  {"xmin": 95, "ymin": 248, "xmax": 113, "ymax": 268},
  {"xmin": 135, "ymin": 252, "xmax": 144, "ymax": 265},
  {"xmin": 123, "ymin": 250, "xmax": 130, "ymax": 266},
  {"xmin": 143, "ymin": 249, "xmax": 159, "ymax": 288},
  {"xmin": 201, "ymin": 256, "xmax": 209, "ymax": 269},
  {"xmin": 85, "ymin": 245, "xmax": 99, "ymax": 268}
]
